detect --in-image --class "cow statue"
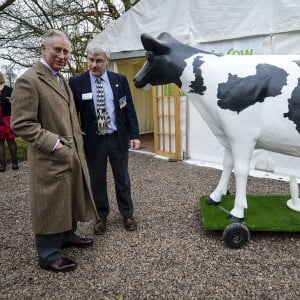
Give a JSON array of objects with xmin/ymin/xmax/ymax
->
[{"xmin": 134, "ymin": 32, "xmax": 300, "ymax": 222}]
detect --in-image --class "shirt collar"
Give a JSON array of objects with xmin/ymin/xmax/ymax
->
[
  {"xmin": 40, "ymin": 58, "xmax": 58, "ymax": 76},
  {"xmin": 90, "ymin": 70, "xmax": 108, "ymax": 83}
]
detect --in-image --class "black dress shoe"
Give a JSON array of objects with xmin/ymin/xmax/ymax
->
[
  {"xmin": 123, "ymin": 217, "xmax": 137, "ymax": 231},
  {"xmin": 93, "ymin": 219, "xmax": 107, "ymax": 235},
  {"xmin": 40, "ymin": 257, "xmax": 77, "ymax": 273},
  {"xmin": 61, "ymin": 237, "xmax": 94, "ymax": 249}
]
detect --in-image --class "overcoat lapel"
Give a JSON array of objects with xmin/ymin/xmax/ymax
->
[
  {"xmin": 34, "ymin": 62, "xmax": 70, "ymax": 103},
  {"xmin": 83, "ymin": 72, "xmax": 97, "ymax": 118},
  {"xmin": 107, "ymin": 72, "xmax": 121, "ymax": 109}
]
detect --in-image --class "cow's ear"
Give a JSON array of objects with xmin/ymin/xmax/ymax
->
[{"xmin": 141, "ymin": 33, "xmax": 170, "ymax": 54}]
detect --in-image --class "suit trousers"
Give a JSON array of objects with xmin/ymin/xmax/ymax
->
[
  {"xmin": 35, "ymin": 223, "xmax": 78, "ymax": 265},
  {"xmin": 86, "ymin": 133, "xmax": 134, "ymax": 220}
]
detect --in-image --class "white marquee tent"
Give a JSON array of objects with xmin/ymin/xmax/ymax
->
[
  {"xmin": 95, "ymin": 0, "xmax": 300, "ymax": 180},
  {"xmin": 96, "ymin": 0, "xmax": 300, "ymax": 56}
]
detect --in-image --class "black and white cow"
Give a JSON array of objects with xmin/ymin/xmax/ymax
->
[{"xmin": 134, "ymin": 32, "xmax": 300, "ymax": 222}]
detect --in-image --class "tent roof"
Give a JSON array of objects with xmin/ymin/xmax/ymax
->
[{"xmin": 95, "ymin": 0, "xmax": 300, "ymax": 56}]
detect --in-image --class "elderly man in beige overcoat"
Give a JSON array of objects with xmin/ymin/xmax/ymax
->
[{"xmin": 11, "ymin": 29, "xmax": 98, "ymax": 273}]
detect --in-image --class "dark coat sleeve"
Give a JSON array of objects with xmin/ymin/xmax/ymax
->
[
  {"xmin": 117, "ymin": 74, "xmax": 140, "ymax": 140},
  {"xmin": 0, "ymin": 85, "xmax": 13, "ymax": 116},
  {"xmin": 69, "ymin": 71, "xmax": 140, "ymax": 156}
]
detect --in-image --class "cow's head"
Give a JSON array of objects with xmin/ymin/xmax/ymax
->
[{"xmin": 134, "ymin": 32, "xmax": 200, "ymax": 89}]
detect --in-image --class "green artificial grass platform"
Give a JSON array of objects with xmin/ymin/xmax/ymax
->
[{"xmin": 200, "ymin": 195, "xmax": 300, "ymax": 232}]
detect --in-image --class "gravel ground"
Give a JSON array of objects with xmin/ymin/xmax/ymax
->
[{"xmin": 1, "ymin": 151, "xmax": 299, "ymax": 300}]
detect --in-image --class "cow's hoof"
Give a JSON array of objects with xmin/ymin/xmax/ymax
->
[
  {"xmin": 227, "ymin": 213, "xmax": 244, "ymax": 223},
  {"xmin": 205, "ymin": 196, "xmax": 220, "ymax": 206}
]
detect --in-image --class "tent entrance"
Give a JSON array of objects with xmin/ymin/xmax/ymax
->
[
  {"xmin": 113, "ymin": 59, "xmax": 181, "ymax": 159},
  {"xmin": 152, "ymin": 84, "xmax": 181, "ymax": 160}
]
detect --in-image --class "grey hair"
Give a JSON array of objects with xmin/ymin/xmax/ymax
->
[
  {"xmin": 86, "ymin": 40, "xmax": 111, "ymax": 59},
  {"xmin": 41, "ymin": 29, "xmax": 71, "ymax": 50}
]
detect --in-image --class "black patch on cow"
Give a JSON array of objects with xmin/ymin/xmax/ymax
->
[
  {"xmin": 189, "ymin": 56, "xmax": 206, "ymax": 95},
  {"xmin": 284, "ymin": 78, "xmax": 300, "ymax": 134},
  {"xmin": 135, "ymin": 32, "xmax": 221, "ymax": 89},
  {"xmin": 137, "ymin": 32, "xmax": 201, "ymax": 88},
  {"xmin": 217, "ymin": 64, "xmax": 289, "ymax": 113}
]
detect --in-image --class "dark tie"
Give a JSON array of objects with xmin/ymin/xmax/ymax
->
[
  {"xmin": 96, "ymin": 77, "xmax": 110, "ymax": 133},
  {"xmin": 55, "ymin": 73, "xmax": 63, "ymax": 86}
]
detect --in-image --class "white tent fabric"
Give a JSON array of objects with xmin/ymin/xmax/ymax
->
[{"xmin": 96, "ymin": 0, "xmax": 300, "ymax": 54}]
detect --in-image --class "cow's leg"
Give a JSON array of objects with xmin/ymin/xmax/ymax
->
[
  {"xmin": 228, "ymin": 143, "xmax": 255, "ymax": 222},
  {"xmin": 206, "ymin": 148, "xmax": 233, "ymax": 204}
]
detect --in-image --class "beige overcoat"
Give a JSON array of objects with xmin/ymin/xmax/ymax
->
[{"xmin": 11, "ymin": 61, "xmax": 98, "ymax": 234}]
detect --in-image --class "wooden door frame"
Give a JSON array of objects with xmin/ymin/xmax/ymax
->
[{"xmin": 152, "ymin": 84, "xmax": 181, "ymax": 160}]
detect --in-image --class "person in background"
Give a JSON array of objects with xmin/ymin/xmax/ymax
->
[
  {"xmin": 0, "ymin": 72, "xmax": 18, "ymax": 172},
  {"xmin": 69, "ymin": 39, "xmax": 140, "ymax": 235},
  {"xmin": 11, "ymin": 29, "xmax": 98, "ymax": 273}
]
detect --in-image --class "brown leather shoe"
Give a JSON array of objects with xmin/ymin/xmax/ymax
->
[
  {"xmin": 93, "ymin": 219, "xmax": 107, "ymax": 235},
  {"xmin": 61, "ymin": 237, "xmax": 93, "ymax": 249},
  {"xmin": 123, "ymin": 217, "xmax": 137, "ymax": 231},
  {"xmin": 40, "ymin": 257, "xmax": 77, "ymax": 273}
]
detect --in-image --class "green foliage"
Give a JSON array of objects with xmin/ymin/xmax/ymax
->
[{"xmin": 4, "ymin": 137, "xmax": 27, "ymax": 161}]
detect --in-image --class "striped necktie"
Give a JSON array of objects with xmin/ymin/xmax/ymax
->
[{"xmin": 96, "ymin": 77, "xmax": 110, "ymax": 133}]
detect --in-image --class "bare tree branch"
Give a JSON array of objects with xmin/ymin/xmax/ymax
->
[
  {"xmin": 0, "ymin": 0, "xmax": 137, "ymax": 79},
  {"xmin": 121, "ymin": 0, "xmax": 140, "ymax": 11},
  {"xmin": 0, "ymin": 0, "xmax": 15, "ymax": 11}
]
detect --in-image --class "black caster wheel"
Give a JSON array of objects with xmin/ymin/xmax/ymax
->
[{"xmin": 222, "ymin": 223, "xmax": 250, "ymax": 248}]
